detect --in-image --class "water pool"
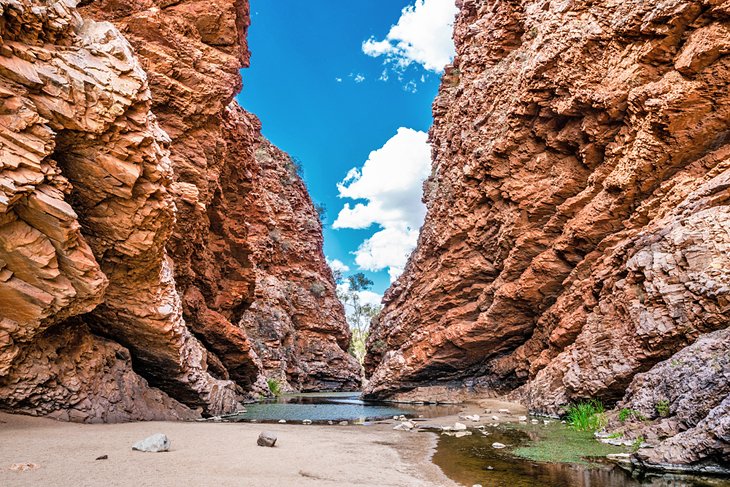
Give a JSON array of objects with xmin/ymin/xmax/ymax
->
[{"xmin": 228, "ymin": 392, "xmax": 461, "ymax": 423}]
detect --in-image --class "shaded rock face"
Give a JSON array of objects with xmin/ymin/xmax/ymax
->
[
  {"xmin": 226, "ymin": 105, "xmax": 360, "ymax": 392},
  {"xmin": 607, "ymin": 328, "xmax": 729, "ymax": 467},
  {"xmin": 0, "ymin": 0, "xmax": 357, "ymax": 421},
  {"xmin": 365, "ymin": 0, "xmax": 729, "ymax": 466}
]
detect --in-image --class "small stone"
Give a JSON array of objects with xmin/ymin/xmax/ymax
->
[
  {"xmin": 498, "ymin": 409, "xmax": 510, "ymax": 414},
  {"xmin": 531, "ymin": 419, "xmax": 539, "ymax": 424},
  {"xmin": 491, "ymin": 416, "xmax": 499, "ymax": 421},
  {"xmin": 278, "ymin": 419, "xmax": 286, "ymax": 423},
  {"xmin": 339, "ymin": 421, "xmax": 348, "ymax": 426},
  {"xmin": 393, "ymin": 421, "xmax": 415, "ymax": 431},
  {"xmin": 473, "ymin": 484, "xmax": 483, "ymax": 487},
  {"xmin": 454, "ymin": 431, "xmax": 472, "ymax": 438},
  {"xmin": 492, "ymin": 442, "xmax": 506, "ymax": 449},
  {"xmin": 453, "ymin": 422, "xmax": 467, "ymax": 431},
  {"xmin": 302, "ymin": 419, "xmax": 312, "ymax": 425},
  {"xmin": 486, "ymin": 466, "xmax": 494, "ymax": 470},
  {"xmin": 257, "ymin": 431, "xmax": 277, "ymax": 447},
  {"xmin": 95, "ymin": 455, "xmax": 108, "ymax": 460},
  {"xmin": 9, "ymin": 463, "xmax": 39, "ymax": 472},
  {"xmin": 132, "ymin": 433, "xmax": 170, "ymax": 453},
  {"xmin": 518, "ymin": 416, "xmax": 528, "ymax": 421}
]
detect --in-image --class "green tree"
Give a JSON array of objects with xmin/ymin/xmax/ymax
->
[{"xmin": 336, "ymin": 272, "xmax": 381, "ymax": 364}]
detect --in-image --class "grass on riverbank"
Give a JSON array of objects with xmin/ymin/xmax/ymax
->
[
  {"xmin": 566, "ymin": 400, "xmax": 607, "ymax": 432},
  {"xmin": 511, "ymin": 423, "xmax": 625, "ymax": 465}
]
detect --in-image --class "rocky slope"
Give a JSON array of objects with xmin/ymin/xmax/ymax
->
[
  {"xmin": 365, "ymin": 0, "xmax": 729, "ymax": 469},
  {"xmin": 0, "ymin": 0, "xmax": 357, "ymax": 422}
]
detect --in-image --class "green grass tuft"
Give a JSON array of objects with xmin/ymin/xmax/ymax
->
[
  {"xmin": 566, "ymin": 400, "xmax": 607, "ymax": 432},
  {"xmin": 618, "ymin": 408, "xmax": 645, "ymax": 422},
  {"xmin": 655, "ymin": 399, "xmax": 670, "ymax": 418},
  {"xmin": 266, "ymin": 378, "xmax": 282, "ymax": 397}
]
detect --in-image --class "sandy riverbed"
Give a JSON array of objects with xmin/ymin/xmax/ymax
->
[{"xmin": 0, "ymin": 412, "xmax": 458, "ymax": 487}]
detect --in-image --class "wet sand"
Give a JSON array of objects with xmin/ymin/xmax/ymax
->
[{"xmin": 0, "ymin": 412, "xmax": 457, "ymax": 487}]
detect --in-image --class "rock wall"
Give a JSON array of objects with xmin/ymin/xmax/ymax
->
[
  {"xmin": 227, "ymin": 105, "xmax": 360, "ymax": 392},
  {"xmin": 365, "ymin": 0, "xmax": 729, "ymax": 467},
  {"xmin": 0, "ymin": 0, "xmax": 357, "ymax": 422}
]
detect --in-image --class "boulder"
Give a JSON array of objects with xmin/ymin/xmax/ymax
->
[
  {"xmin": 132, "ymin": 434, "xmax": 170, "ymax": 453},
  {"xmin": 257, "ymin": 432, "xmax": 277, "ymax": 447}
]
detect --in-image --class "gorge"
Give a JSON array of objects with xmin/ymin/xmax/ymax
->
[{"xmin": 0, "ymin": 0, "xmax": 728, "ymax": 480}]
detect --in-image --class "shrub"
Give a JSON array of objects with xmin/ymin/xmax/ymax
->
[
  {"xmin": 655, "ymin": 399, "xmax": 670, "ymax": 418},
  {"xmin": 267, "ymin": 378, "xmax": 282, "ymax": 397},
  {"xmin": 618, "ymin": 408, "xmax": 645, "ymax": 422},
  {"xmin": 566, "ymin": 400, "xmax": 607, "ymax": 432},
  {"xmin": 631, "ymin": 436, "xmax": 645, "ymax": 452},
  {"xmin": 314, "ymin": 203, "xmax": 326, "ymax": 223},
  {"xmin": 309, "ymin": 281, "xmax": 326, "ymax": 298}
]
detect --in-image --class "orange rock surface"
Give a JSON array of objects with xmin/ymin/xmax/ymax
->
[
  {"xmin": 0, "ymin": 0, "xmax": 357, "ymax": 421},
  {"xmin": 365, "ymin": 0, "xmax": 729, "ymax": 467}
]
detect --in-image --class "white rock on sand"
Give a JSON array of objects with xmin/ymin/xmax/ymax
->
[{"xmin": 132, "ymin": 433, "xmax": 170, "ymax": 452}]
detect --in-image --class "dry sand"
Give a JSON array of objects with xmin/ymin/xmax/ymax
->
[{"xmin": 0, "ymin": 412, "xmax": 458, "ymax": 487}]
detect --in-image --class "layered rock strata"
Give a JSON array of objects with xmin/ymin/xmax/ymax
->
[
  {"xmin": 227, "ymin": 105, "xmax": 360, "ymax": 392},
  {"xmin": 79, "ymin": 0, "xmax": 359, "ymax": 393},
  {"xmin": 0, "ymin": 0, "xmax": 357, "ymax": 421},
  {"xmin": 365, "ymin": 0, "xmax": 729, "ymax": 468}
]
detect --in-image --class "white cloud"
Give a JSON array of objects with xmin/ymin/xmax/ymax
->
[
  {"xmin": 404, "ymin": 80, "xmax": 418, "ymax": 93},
  {"xmin": 362, "ymin": 0, "xmax": 458, "ymax": 73},
  {"xmin": 354, "ymin": 74, "xmax": 366, "ymax": 83},
  {"xmin": 327, "ymin": 258, "xmax": 350, "ymax": 273},
  {"xmin": 334, "ymin": 128, "xmax": 431, "ymax": 282},
  {"xmin": 335, "ymin": 77, "xmax": 343, "ymax": 83}
]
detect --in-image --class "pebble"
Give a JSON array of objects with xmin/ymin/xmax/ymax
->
[
  {"xmin": 132, "ymin": 433, "xmax": 170, "ymax": 453},
  {"xmin": 491, "ymin": 416, "xmax": 499, "ymax": 421},
  {"xmin": 302, "ymin": 419, "xmax": 312, "ymax": 425},
  {"xmin": 531, "ymin": 419, "xmax": 539, "ymax": 424},
  {"xmin": 393, "ymin": 421, "xmax": 415, "ymax": 431},
  {"xmin": 491, "ymin": 442, "xmax": 506, "ymax": 449},
  {"xmin": 454, "ymin": 431, "xmax": 472, "ymax": 438},
  {"xmin": 9, "ymin": 463, "xmax": 39, "ymax": 472},
  {"xmin": 461, "ymin": 414, "xmax": 480, "ymax": 422},
  {"xmin": 453, "ymin": 422, "xmax": 467, "ymax": 431},
  {"xmin": 95, "ymin": 455, "xmax": 108, "ymax": 461},
  {"xmin": 518, "ymin": 416, "xmax": 528, "ymax": 421},
  {"xmin": 257, "ymin": 431, "xmax": 277, "ymax": 447},
  {"xmin": 498, "ymin": 409, "xmax": 510, "ymax": 414},
  {"xmin": 278, "ymin": 419, "xmax": 286, "ymax": 423}
]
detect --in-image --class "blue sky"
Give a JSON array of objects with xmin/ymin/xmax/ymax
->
[{"xmin": 238, "ymin": 0, "xmax": 456, "ymax": 297}]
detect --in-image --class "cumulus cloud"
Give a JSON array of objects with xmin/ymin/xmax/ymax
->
[
  {"xmin": 334, "ymin": 128, "xmax": 431, "ymax": 282},
  {"xmin": 327, "ymin": 258, "xmax": 350, "ymax": 274},
  {"xmin": 362, "ymin": 0, "xmax": 458, "ymax": 73}
]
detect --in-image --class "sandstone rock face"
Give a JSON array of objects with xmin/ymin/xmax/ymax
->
[
  {"xmin": 365, "ymin": 0, "xmax": 729, "ymax": 466},
  {"xmin": 227, "ymin": 105, "xmax": 360, "ymax": 392},
  {"xmin": 0, "ymin": 0, "xmax": 236, "ymax": 420},
  {"xmin": 1, "ymin": 0, "xmax": 357, "ymax": 421},
  {"xmin": 608, "ymin": 328, "xmax": 729, "ymax": 467},
  {"xmin": 80, "ymin": 0, "xmax": 358, "ymax": 392}
]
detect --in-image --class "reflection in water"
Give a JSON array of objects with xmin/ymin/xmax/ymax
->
[
  {"xmin": 230, "ymin": 392, "xmax": 461, "ymax": 423},
  {"xmin": 433, "ymin": 426, "xmax": 728, "ymax": 487}
]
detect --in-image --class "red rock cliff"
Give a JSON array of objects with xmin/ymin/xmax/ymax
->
[
  {"xmin": 0, "ymin": 0, "xmax": 358, "ymax": 422},
  {"xmin": 365, "ymin": 0, "xmax": 729, "ymax": 468}
]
